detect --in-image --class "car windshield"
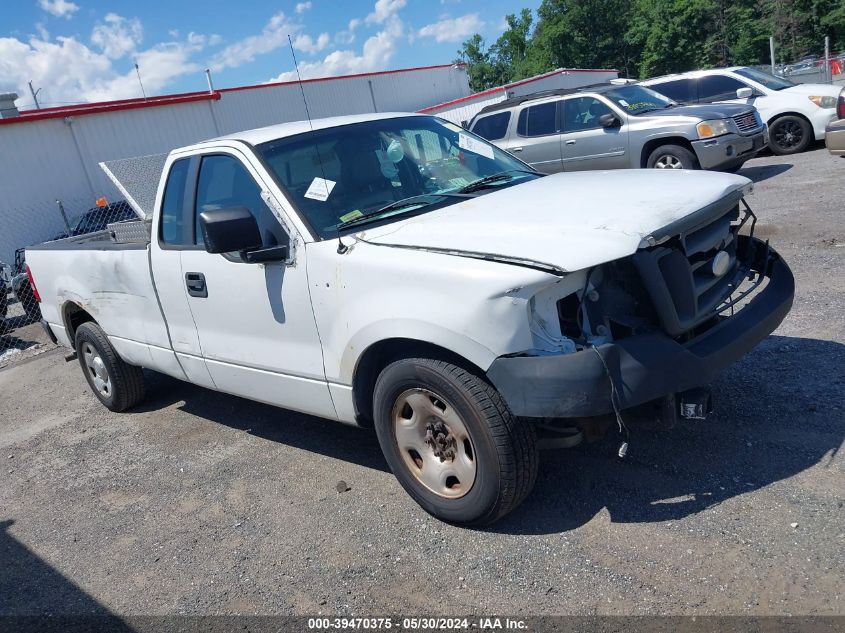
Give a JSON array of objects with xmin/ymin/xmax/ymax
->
[
  {"xmin": 603, "ymin": 85, "xmax": 674, "ymax": 114},
  {"xmin": 734, "ymin": 67, "xmax": 795, "ymax": 91},
  {"xmin": 256, "ymin": 116, "xmax": 538, "ymax": 237}
]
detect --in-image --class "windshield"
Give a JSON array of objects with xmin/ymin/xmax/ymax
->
[
  {"xmin": 603, "ymin": 85, "xmax": 674, "ymax": 114},
  {"xmin": 734, "ymin": 67, "xmax": 795, "ymax": 91},
  {"xmin": 256, "ymin": 116, "xmax": 538, "ymax": 237}
]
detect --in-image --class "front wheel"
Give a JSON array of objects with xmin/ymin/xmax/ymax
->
[
  {"xmin": 372, "ymin": 358, "xmax": 538, "ymax": 525},
  {"xmin": 75, "ymin": 322, "xmax": 145, "ymax": 412},
  {"xmin": 768, "ymin": 115, "xmax": 812, "ymax": 155},
  {"xmin": 646, "ymin": 144, "xmax": 699, "ymax": 170}
]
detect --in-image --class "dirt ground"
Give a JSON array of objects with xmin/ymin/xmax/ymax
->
[{"xmin": 1, "ymin": 144, "xmax": 843, "ymax": 618}]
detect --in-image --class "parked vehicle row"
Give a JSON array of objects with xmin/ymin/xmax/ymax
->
[
  {"xmin": 640, "ymin": 66, "xmax": 843, "ymax": 155},
  {"xmin": 26, "ymin": 112, "xmax": 794, "ymax": 525},
  {"xmin": 468, "ymin": 83, "xmax": 767, "ymax": 173},
  {"xmin": 0, "ymin": 248, "xmax": 42, "ymax": 334}
]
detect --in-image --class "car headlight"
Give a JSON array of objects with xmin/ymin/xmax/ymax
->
[
  {"xmin": 696, "ymin": 119, "xmax": 731, "ymax": 139},
  {"xmin": 808, "ymin": 95, "xmax": 837, "ymax": 108}
]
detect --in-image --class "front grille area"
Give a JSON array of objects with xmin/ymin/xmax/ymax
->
[
  {"xmin": 632, "ymin": 203, "xmax": 750, "ymax": 338},
  {"xmin": 732, "ymin": 111, "xmax": 760, "ymax": 134}
]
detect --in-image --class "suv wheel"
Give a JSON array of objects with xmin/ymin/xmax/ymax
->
[
  {"xmin": 769, "ymin": 115, "xmax": 812, "ymax": 155},
  {"xmin": 647, "ymin": 144, "xmax": 699, "ymax": 170},
  {"xmin": 372, "ymin": 358, "xmax": 538, "ymax": 525}
]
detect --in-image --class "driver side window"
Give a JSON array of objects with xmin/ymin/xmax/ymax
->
[
  {"xmin": 194, "ymin": 155, "xmax": 288, "ymax": 249},
  {"xmin": 562, "ymin": 97, "xmax": 613, "ymax": 132}
]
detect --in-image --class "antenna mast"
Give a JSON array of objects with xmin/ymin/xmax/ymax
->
[{"xmin": 287, "ymin": 35, "xmax": 347, "ymax": 254}]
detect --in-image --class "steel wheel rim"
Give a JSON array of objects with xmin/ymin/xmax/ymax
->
[
  {"xmin": 774, "ymin": 120, "xmax": 803, "ymax": 149},
  {"xmin": 82, "ymin": 342, "xmax": 112, "ymax": 397},
  {"xmin": 654, "ymin": 155, "xmax": 682, "ymax": 169},
  {"xmin": 392, "ymin": 388, "xmax": 476, "ymax": 499}
]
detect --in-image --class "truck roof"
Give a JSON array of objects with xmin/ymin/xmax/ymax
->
[{"xmin": 201, "ymin": 111, "xmax": 425, "ymax": 148}]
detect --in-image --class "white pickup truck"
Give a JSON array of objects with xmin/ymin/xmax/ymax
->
[{"xmin": 26, "ymin": 113, "xmax": 794, "ymax": 525}]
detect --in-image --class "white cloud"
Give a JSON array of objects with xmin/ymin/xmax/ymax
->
[
  {"xmin": 38, "ymin": 0, "xmax": 79, "ymax": 19},
  {"xmin": 417, "ymin": 13, "xmax": 483, "ymax": 43},
  {"xmin": 0, "ymin": 24, "xmax": 207, "ymax": 106},
  {"xmin": 295, "ymin": 1, "xmax": 312, "ymax": 13},
  {"xmin": 209, "ymin": 12, "xmax": 300, "ymax": 71},
  {"xmin": 90, "ymin": 13, "xmax": 143, "ymax": 59},
  {"xmin": 293, "ymin": 32, "xmax": 330, "ymax": 55},
  {"xmin": 365, "ymin": 0, "xmax": 406, "ymax": 25},
  {"xmin": 269, "ymin": 15, "xmax": 403, "ymax": 82},
  {"xmin": 335, "ymin": 17, "xmax": 362, "ymax": 44}
]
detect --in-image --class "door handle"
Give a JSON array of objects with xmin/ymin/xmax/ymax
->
[
  {"xmin": 185, "ymin": 272, "xmax": 207, "ymax": 298},
  {"xmin": 511, "ymin": 147, "xmax": 523, "ymax": 152},
  {"xmin": 565, "ymin": 140, "xmax": 577, "ymax": 145}
]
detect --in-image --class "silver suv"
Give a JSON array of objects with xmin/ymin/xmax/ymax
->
[{"xmin": 468, "ymin": 83, "xmax": 768, "ymax": 172}]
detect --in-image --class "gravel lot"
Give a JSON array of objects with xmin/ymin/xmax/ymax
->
[{"xmin": 1, "ymin": 144, "xmax": 843, "ymax": 618}]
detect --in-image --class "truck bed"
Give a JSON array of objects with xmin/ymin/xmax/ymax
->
[{"xmin": 25, "ymin": 236, "xmax": 172, "ymax": 367}]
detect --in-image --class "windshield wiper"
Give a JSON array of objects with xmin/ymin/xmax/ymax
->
[
  {"xmin": 336, "ymin": 193, "xmax": 467, "ymax": 230},
  {"xmin": 457, "ymin": 169, "xmax": 537, "ymax": 194}
]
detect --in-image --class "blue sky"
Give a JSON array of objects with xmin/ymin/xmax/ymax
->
[{"xmin": 1, "ymin": 0, "xmax": 541, "ymax": 109}]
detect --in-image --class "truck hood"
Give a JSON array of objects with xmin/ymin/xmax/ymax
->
[{"xmin": 358, "ymin": 170, "xmax": 752, "ymax": 274}]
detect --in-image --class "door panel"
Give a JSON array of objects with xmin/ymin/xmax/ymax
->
[
  {"xmin": 560, "ymin": 96, "xmax": 629, "ymax": 171},
  {"xmin": 179, "ymin": 150, "xmax": 336, "ymax": 419},
  {"xmin": 150, "ymin": 157, "xmax": 216, "ymax": 388},
  {"xmin": 511, "ymin": 101, "xmax": 564, "ymax": 173}
]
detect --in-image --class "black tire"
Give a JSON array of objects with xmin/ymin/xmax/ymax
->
[
  {"xmin": 372, "ymin": 358, "xmax": 538, "ymax": 525},
  {"xmin": 646, "ymin": 144, "xmax": 699, "ymax": 170},
  {"xmin": 75, "ymin": 322, "xmax": 145, "ymax": 412},
  {"xmin": 768, "ymin": 115, "xmax": 812, "ymax": 155}
]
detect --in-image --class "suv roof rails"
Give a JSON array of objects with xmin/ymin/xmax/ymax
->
[{"xmin": 475, "ymin": 83, "xmax": 618, "ymax": 117}]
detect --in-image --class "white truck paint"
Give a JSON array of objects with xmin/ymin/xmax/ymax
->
[{"xmin": 25, "ymin": 112, "xmax": 794, "ymax": 524}]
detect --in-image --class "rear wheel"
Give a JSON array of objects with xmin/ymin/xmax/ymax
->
[
  {"xmin": 647, "ymin": 144, "xmax": 699, "ymax": 170},
  {"xmin": 768, "ymin": 115, "xmax": 812, "ymax": 155},
  {"xmin": 75, "ymin": 322, "xmax": 145, "ymax": 412},
  {"xmin": 372, "ymin": 358, "xmax": 538, "ymax": 525}
]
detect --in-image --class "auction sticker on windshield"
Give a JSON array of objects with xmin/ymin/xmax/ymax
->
[
  {"xmin": 304, "ymin": 177, "xmax": 337, "ymax": 201},
  {"xmin": 459, "ymin": 133, "xmax": 495, "ymax": 160}
]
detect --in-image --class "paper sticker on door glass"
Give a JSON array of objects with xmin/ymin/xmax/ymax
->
[
  {"xmin": 458, "ymin": 133, "xmax": 495, "ymax": 160},
  {"xmin": 304, "ymin": 177, "xmax": 336, "ymax": 201}
]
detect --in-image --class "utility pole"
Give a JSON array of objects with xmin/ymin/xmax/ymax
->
[
  {"xmin": 134, "ymin": 61, "xmax": 147, "ymax": 100},
  {"xmin": 28, "ymin": 80, "xmax": 42, "ymax": 109},
  {"xmin": 824, "ymin": 36, "xmax": 830, "ymax": 83},
  {"xmin": 769, "ymin": 37, "xmax": 776, "ymax": 74}
]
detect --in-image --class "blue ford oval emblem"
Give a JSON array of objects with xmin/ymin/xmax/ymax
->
[{"xmin": 711, "ymin": 250, "xmax": 731, "ymax": 277}]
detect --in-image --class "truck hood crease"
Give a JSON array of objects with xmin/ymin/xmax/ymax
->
[{"xmin": 358, "ymin": 170, "xmax": 751, "ymax": 272}]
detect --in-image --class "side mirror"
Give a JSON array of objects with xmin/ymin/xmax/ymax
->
[
  {"xmin": 599, "ymin": 113, "xmax": 621, "ymax": 128},
  {"xmin": 199, "ymin": 207, "xmax": 262, "ymax": 254},
  {"xmin": 736, "ymin": 87, "xmax": 753, "ymax": 99}
]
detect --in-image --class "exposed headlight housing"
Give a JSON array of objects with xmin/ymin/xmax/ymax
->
[
  {"xmin": 696, "ymin": 119, "xmax": 731, "ymax": 139},
  {"xmin": 808, "ymin": 95, "xmax": 837, "ymax": 108}
]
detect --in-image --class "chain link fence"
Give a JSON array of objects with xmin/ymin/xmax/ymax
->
[{"xmin": 1, "ymin": 195, "xmax": 139, "ymax": 369}]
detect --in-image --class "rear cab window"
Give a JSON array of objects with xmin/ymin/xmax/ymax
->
[
  {"xmin": 159, "ymin": 158, "xmax": 191, "ymax": 246},
  {"xmin": 470, "ymin": 112, "xmax": 511, "ymax": 141},
  {"xmin": 516, "ymin": 101, "xmax": 558, "ymax": 137}
]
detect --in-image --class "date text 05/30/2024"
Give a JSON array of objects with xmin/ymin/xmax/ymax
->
[{"xmin": 307, "ymin": 617, "xmax": 528, "ymax": 630}]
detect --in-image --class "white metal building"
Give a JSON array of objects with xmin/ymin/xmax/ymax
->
[
  {"xmin": 0, "ymin": 64, "xmax": 470, "ymax": 262},
  {"xmin": 418, "ymin": 68, "xmax": 618, "ymax": 125}
]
